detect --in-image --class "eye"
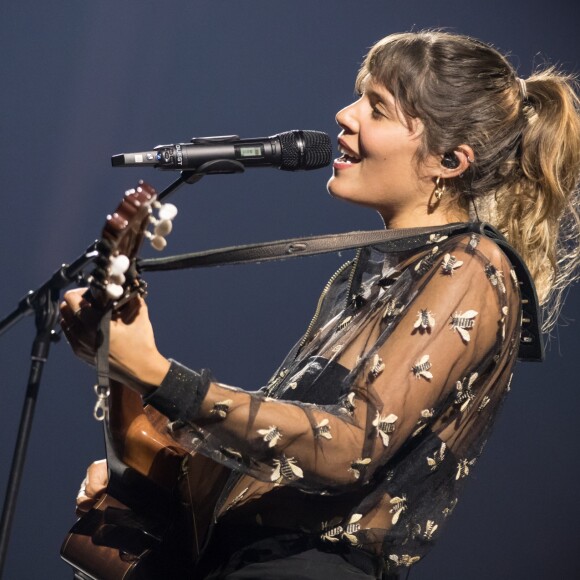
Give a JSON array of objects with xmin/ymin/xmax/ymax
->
[{"xmin": 371, "ymin": 104, "xmax": 386, "ymax": 120}]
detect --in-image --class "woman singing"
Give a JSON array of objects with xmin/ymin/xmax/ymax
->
[{"xmin": 60, "ymin": 31, "xmax": 580, "ymax": 579}]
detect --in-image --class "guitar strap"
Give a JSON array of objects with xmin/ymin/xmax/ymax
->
[
  {"xmin": 95, "ymin": 310, "xmax": 112, "ymax": 421},
  {"xmin": 137, "ymin": 222, "xmax": 544, "ymax": 362}
]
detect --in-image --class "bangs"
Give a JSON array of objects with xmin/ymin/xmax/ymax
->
[{"xmin": 355, "ymin": 33, "xmax": 432, "ymax": 123}]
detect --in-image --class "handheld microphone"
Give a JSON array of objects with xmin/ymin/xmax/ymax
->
[{"xmin": 111, "ymin": 130, "xmax": 332, "ymax": 174}]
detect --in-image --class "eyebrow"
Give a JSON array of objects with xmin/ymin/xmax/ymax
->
[
  {"xmin": 365, "ymin": 86, "xmax": 396, "ymax": 114},
  {"xmin": 363, "ymin": 82, "xmax": 418, "ymax": 133}
]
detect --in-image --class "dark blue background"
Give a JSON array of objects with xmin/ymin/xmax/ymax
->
[{"xmin": 1, "ymin": 1, "xmax": 578, "ymax": 578}]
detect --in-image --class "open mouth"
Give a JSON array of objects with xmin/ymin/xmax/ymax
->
[
  {"xmin": 337, "ymin": 144, "xmax": 362, "ymax": 164},
  {"xmin": 336, "ymin": 153, "xmax": 361, "ymax": 164}
]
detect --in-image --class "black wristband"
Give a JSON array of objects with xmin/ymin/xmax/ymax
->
[{"xmin": 143, "ymin": 359, "xmax": 212, "ymax": 422}]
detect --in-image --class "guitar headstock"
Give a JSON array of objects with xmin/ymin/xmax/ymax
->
[{"xmin": 89, "ymin": 181, "xmax": 177, "ymax": 308}]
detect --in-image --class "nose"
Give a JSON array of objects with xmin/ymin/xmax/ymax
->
[{"xmin": 335, "ymin": 99, "xmax": 359, "ymax": 134}]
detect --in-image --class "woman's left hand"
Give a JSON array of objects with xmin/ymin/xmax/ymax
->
[
  {"xmin": 76, "ymin": 459, "xmax": 108, "ymax": 515},
  {"xmin": 60, "ymin": 289, "xmax": 170, "ymax": 394}
]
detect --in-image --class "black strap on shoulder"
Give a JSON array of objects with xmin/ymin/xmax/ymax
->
[
  {"xmin": 138, "ymin": 222, "xmax": 543, "ymax": 362},
  {"xmin": 474, "ymin": 223, "xmax": 544, "ymax": 362}
]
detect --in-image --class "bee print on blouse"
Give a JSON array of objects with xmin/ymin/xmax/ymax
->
[
  {"xmin": 341, "ymin": 513, "xmax": 363, "ymax": 545},
  {"xmin": 412, "ymin": 355, "xmax": 433, "ymax": 380},
  {"xmin": 455, "ymin": 458, "xmax": 477, "ymax": 480},
  {"xmin": 368, "ymin": 354, "xmax": 385, "ymax": 380},
  {"xmin": 414, "ymin": 309, "xmax": 435, "ymax": 332},
  {"xmin": 414, "ymin": 246, "xmax": 439, "ymax": 276},
  {"xmin": 454, "ymin": 373, "xmax": 479, "ymax": 412},
  {"xmin": 339, "ymin": 392, "xmax": 356, "ymax": 415},
  {"xmin": 257, "ymin": 425, "xmax": 282, "ymax": 448},
  {"xmin": 466, "ymin": 233, "xmax": 480, "ymax": 253},
  {"xmin": 337, "ymin": 315, "xmax": 353, "ymax": 332},
  {"xmin": 388, "ymin": 554, "xmax": 421, "ymax": 568},
  {"xmin": 210, "ymin": 399, "xmax": 233, "ymax": 419},
  {"xmin": 271, "ymin": 455, "xmax": 304, "ymax": 482},
  {"xmin": 320, "ymin": 514, "xmax": 363, "ymax": 545},
  {"xmin": 411, "ymin": 519, "xmax": 439, "ymax": 541},
  {"xmin": 412, "ymin": 408, "xmax": 435, "ymax": 437},
  {"xmin": 426, "ymin": 442, "xmax": 447, "ymax": 471},
  {"xmin": 441, "ymin": 253, "xmax": 463, "ymax": 275},
  {"xmin": 478, "ymin": 395, "xmax": 491, "ymax": 411},
  {"xmin": 383, "ymin": 296, "xmax": 404, "ymax": 320},
  {"xmin": 389, "ymin": 495, "xmax": 407, "ymax": 525},
  {"xmin": 349, "ymin": 457, "xmax": 372, "ymax": 480},
  {"xmin": 485, "ymin": 263, "xmax": 506, "ymax": 293},
  {"xmin": 424, "ymin": 519, "xmax": 439, "ymax": 540},
  {"xmin": 373, "ymin": 412, "xmax": 398, "ymax": 447},
  {"xmin": 450, "ymin": 310, "xmax": 478, "ymax": 343},
  {"xmin": 320, "ymin": 517, "xmax": 344, "ymax": 543},
  {"xmin": 314, "ymin": 418, "xmax": 332, "ymax": 440},
  {"xmin": 428, "ymin": 233, "xmax": 448, "ymax": 244}
]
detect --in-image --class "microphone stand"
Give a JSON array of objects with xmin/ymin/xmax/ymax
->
[{"xmin": 0, "ymin": 168, "xmax": 213, "ymax": 578}]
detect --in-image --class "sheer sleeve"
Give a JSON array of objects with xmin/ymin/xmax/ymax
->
[{"xmin": 145, "ymin": 234, "xmax": 518, "ymax": 493}]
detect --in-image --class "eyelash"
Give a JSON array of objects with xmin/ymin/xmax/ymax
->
[{"xmin": 371, "ymin": 105, "xmax": 385, "ymax": 120}]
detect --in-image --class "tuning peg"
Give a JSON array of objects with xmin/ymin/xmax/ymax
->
[
  {"xmin": 157, "ymin": 203, "xmax": 178, "ymax": 221},
  {"xmin": 106, "ymin": 283, "xmax": 124, "ymax": 300},
  {"xmin": 154, "ymin": 219, "xmax": 173, "ymax": 237},
  {"xmin": 149, "ymin": 234, "xmax": 167, "ymax": 251},
  {"xmin": 109, "ymin": 254, "xmax": 130, "ymax": 276}
]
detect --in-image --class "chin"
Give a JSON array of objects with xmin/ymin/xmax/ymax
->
[
  {"xmin": 327, "ymin": 175, "xmax": 362, "ymax": 204},
  {"xmin": 326, "ymin": 175, "xmax": 350, "ymax": 201}
]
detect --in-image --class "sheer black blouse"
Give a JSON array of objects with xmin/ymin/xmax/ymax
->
[{"xmin": 145, "ymin": 230, "xmax": 521, "ymax": 574}]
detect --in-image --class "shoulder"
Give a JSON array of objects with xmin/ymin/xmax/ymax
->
[
  {"xmin": 401, "ymin": 231, "xmax": 520, "ymax": 320},
  {"xmin": 403, "ymin": 231, "xmax": 511, "ymax": 278},
  {"xmin": 434, "ymin": 232, "xmax": 516, "ymax": 279}
]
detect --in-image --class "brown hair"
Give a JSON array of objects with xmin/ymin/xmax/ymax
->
[{"xmin": 357, "ymin": 31, "xmax": 580, "ymax": 332}]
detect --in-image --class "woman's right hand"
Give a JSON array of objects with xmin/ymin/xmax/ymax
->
[{"xmin": 76, "ymin": 459, "xmax": 108, "ymax": 515}]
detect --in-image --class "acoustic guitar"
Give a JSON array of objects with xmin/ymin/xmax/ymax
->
[{"xmin": 60, "ymin": 182, "xmax": 230, "ymax": 579}]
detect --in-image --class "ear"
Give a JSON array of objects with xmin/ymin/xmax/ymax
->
[
  {"xmin": 441, "ymin": 145, "xmax": 475, "ymax": 178},
  {"xmin": 423, "ymin": 144, "xmax": 475, "ymax": 179}
]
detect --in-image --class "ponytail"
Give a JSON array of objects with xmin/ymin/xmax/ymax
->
[{"xmin": 495, "ymin": 68, "xmax": 580, "ymax": 331}]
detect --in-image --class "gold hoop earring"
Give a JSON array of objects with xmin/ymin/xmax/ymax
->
[{"xmin": 434, "ymin": 176, "xmax": 446, "ymax": 201}]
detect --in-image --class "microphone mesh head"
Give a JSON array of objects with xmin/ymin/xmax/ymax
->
[{"xmin": 279, "ymin": 130, "xmax": 332, "ymax": 170}]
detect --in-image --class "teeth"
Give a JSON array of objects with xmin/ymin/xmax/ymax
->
[{"xmin": 338, "ymin": 145, "xmax": 360, "ymax": 161}]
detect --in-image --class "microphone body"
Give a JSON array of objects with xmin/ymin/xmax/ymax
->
[{"xmin": 112, "ymin": 130, "xmax": 332, "ymax": 173}]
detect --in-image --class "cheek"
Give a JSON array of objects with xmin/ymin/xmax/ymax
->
[
  {"xmin": 361, "ymin": 125, "xmax": 409, "ymax": 158},
  {"xmin": 371, "ymin": 136, "xmax": 420, "ymax": 172}
]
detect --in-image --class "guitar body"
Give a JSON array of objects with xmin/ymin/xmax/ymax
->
[
  {"xmin": 61, "ymin": 493, "xmax": 184, "ymax": 580},
  {"xmin": 61, "ymin": 184, "xmax": 231, "ymax": 579},
  {"xmin": 61, "ymin": 389, "xmax": 231, "ymax": 579}
]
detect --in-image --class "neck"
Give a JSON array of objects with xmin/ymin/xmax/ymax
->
[{"xmin": 379, "ymin": 205, "xmax": 469, "ymax": 230}]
